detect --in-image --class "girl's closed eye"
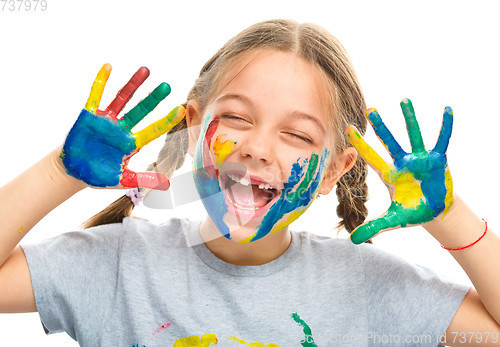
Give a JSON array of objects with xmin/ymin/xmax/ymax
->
[
  {"xmin": 284, "ymin": 131, "xmax": 313, "ymax": 144},
  {"xmin": 220, "ymin": 114, "xmax": 314, "ymax": 144},
  {"xmin": 220, "ymin": 114, "xmax": 248, "ymax": 122}
]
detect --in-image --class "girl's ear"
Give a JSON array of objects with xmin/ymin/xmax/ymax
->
[
  {"xmin": 186, "ymin": 100, "xmax": 203, "ymax": 157},
  {"xmin": 318, "ymin": 147, "xmax": 358, "ymax": 195}
]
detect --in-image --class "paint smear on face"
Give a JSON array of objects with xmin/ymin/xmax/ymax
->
[
  {"xmin": 193, "ymin": 114, "xmax": 234, "ymax": 239},
  {"xmin": 247, "ymin": 149, "xmax": 328, "ymax": 242},
  {"xmin": 193, "ymin": 113, "xmax": 329, "ymax": 243},
  {"xmin": 19, "ymin": 226, "xmax": 23, "ymax": 234},
  {"xmin": 174, "ymin": 334, "xmax": 218, "ymax": 346}
]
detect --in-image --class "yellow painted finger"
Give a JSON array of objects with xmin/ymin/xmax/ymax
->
[
  {"xmin": 133, "ymin": 106, "xmax": 186, "ymax": 150},
  {"xmin": 84, "ymin": 63, "xmax": 112, "ymax": 113},
  {"xmin": 345, "ymin": 125, "xmax": 391, "ymax": 173}
]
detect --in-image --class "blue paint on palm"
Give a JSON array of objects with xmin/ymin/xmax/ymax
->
[
  {"xmin": 399, "ymin": 151, "xmax": 448, "ymax": 216},
  {"xmin": 367, "ymin": 102, "xmax": 453, "ymax": 218},
  {"xmin": 61, "ymin": 109, "xmax": 136, "ymax": 187}
]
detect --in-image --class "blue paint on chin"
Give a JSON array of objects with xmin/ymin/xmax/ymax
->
[
  {"xmin": 252, "ymin": 148, "xmax": 328, "ymax": 242},
  {"xmin": 61, "ymin": 109, "xmax": 136, "ymax": 187}
]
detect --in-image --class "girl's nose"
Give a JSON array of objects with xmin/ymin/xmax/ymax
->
[{"xmin": 239, "ymin": 134, "xmax": 274, "ymax": 164}]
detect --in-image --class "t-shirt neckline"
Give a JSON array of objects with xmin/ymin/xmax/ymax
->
[{"xmin": 184, "ymin": 219, "xmax": 301, "ymax": 277}]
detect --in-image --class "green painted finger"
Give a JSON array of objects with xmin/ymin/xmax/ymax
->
[
  {"xmin": 350, "ymin": 210, "xmax": 403, "ymax": 245},
  {"xmin": 118, "ymin": 82, "xmax": 171, "ymax": 131},
  {"xmin": 400, "ymin": 98, "xmax": 426, "ymax": 154}
]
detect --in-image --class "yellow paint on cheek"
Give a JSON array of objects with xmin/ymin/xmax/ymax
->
[
  {"xmin": 174, "ymin": 334, "xmax": 218, "ymax": 346},
  {"xmin": 19, "ymin": 226, "xmax": 23, "ymax": 234},
  {"xmin": 442, "ymin": 168, "xmax": 454, "ymax": 217},
  {"xmin": 213, "ymin": 134, "xmax": 236, "ymax": 170}
]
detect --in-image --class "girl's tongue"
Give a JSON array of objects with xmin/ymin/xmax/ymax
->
[{"xmin": 227, "ymin": 181, "xmax": 274, "ymax": 209}]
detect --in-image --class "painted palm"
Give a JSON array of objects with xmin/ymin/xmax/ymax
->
[
  {"xmin": 346, "ymin": 98, "xmax": 454, "ymax": 244},
  {"xmin": 60, "ymin": 64, "xmax": 185, "ymax": 190}
]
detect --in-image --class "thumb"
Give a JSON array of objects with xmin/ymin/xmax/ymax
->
[{"xmin": 350, "ymin": 210, "xmax": 402, "ymax": 245}]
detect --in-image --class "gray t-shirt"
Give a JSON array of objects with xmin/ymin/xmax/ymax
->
[{"xmin": 21, "ymin": 216, "xmax": 470, "ymax": 346}]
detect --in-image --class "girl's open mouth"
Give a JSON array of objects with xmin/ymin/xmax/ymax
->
[{"xmin": 220, "ymin": 172, "xmax": 281, "ymax": 212}]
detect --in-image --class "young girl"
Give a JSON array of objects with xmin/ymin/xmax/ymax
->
[{"xmin": 1, "ymin": 19, "xmax": 499, "ymax": 346}]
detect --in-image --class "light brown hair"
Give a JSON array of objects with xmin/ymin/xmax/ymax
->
[{"xmin": 80, "ymin": 19, "xmax": 370, "ymax": 243}]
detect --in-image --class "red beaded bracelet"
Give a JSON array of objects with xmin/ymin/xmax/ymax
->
[{"xmin": 440, "ymin": 219, "xmax": 488, "ymax": 251}]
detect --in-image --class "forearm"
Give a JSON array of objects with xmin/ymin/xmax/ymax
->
[
  {"xmin": 424, "ymin": 194, "xmax": 500, "ymax": 324},
  {"xmin": 0, "ymin": 144, "xmax": 87, "ymax": 266}
]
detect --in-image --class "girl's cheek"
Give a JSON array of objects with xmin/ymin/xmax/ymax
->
[{"xmin": 209, "ymin": 128, "xmax": 239, "ymax": 168}]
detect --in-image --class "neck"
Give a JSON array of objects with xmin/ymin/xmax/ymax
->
[{"xmin": 198, "ymin": 217, "xmax": 292, "ymax": 266}]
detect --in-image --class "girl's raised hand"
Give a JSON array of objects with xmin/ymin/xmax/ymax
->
[
  {"xmin": 60, "ymin": 64, "xmax": 185, "ymax": 190},
  {"xmin": 345, "ymin": 98, "xmax": 454, "ymax": 244}
]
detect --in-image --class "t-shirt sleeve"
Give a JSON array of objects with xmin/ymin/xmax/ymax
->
[
  {"xmin": 20, "ymin": 220, "xmax": 127, "ymax": 343},
  {"xmin": 357, "ymin": 243, "xmax": 471, "ymax": 346}
]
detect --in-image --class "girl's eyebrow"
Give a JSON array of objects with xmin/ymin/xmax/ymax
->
[
  {"xmin": 214, "ymin": 93, "xmax": 253, "ymax": 107},
  {"xmin": 215, "ymin": 93, "xmax": 326, "ymax": 134}
]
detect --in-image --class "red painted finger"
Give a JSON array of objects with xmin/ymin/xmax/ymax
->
[
  {"xmin": 120, "ymin": 167, "xmax": 170, "ymax": 190},
  {"xmin": 97, "ymin": 66, "xmax": 150, "ymax": 120}
]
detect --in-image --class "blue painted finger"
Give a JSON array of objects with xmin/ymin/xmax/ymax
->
[
  {"xmin": 432, "ymin": 106, "xmax": 453, "ymax": 154},
  {"xmin": 366, "ymin": 108, "xmax": 407, "ymax": 161}
]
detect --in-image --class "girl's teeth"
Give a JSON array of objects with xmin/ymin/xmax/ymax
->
[
  {"xmin": 227, "ymin": 173, "xmax": 273, "ymax": 190},
  {"xmin": 228, "ymin": 173, "xmax": 250, "ymax": 186}
]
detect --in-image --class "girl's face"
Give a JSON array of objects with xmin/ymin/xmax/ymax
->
[{"xmin": 190, "ymin": 50, "xmax": 342, "ymax": 243}]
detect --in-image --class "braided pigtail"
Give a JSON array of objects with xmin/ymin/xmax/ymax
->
[{"xmin": 335, "ymin": 158, "xmax": 371, "ymax": 243}]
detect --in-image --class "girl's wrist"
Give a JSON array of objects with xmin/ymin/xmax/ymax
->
[
  {"xmin": 423, "ymin": 194, "xmax": 485, "ymax": 250},
  {"xmin": 50, "ymin": 144, "xmax": 88, "ymax": 192}
]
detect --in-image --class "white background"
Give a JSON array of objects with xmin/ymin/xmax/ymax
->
[{"xmin": 1, "ymin": 0, "xmax": 499, "ymax": 345}]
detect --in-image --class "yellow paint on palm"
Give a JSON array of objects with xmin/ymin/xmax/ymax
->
[
  {"xmin": 174, "ymin": 333, "xmax": 218, "ymax": 346},
  {"xmin": 382, "ymin": 170, "xmax": 423, "ymax": 209},
  {"xmin": 442, "ymin": 168, "xmax": 454, "ymax": 217},
  {"xmin": 84, "ymin": 63, "xmax": 112, "ymax": 113},
  {"xmin": 133, "ymin": 106, "xmax": 186, "ymax": 150},
  {"xmin": 213, "ymin": 134, "xmax": 236, "ymax": 170}
]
